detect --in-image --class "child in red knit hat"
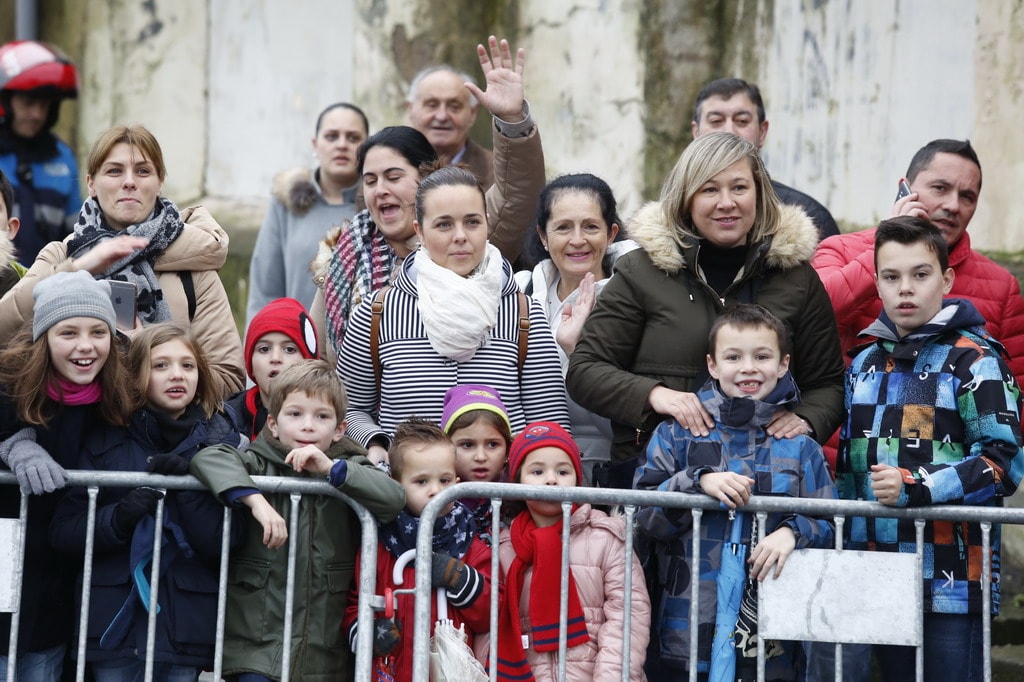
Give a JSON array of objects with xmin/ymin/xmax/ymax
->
[
  {"xmin": 226, "ymin": 297, "xmax": 318, "ymax": 439},
  {"xmin": 496, "ymin": 421, "xmax": 650, "ymax": 682}
]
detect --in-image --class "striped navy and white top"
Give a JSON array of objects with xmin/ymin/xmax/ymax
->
[{"xmin": 337, "ymin": 254, "xmax": 571, "ymax": 447}]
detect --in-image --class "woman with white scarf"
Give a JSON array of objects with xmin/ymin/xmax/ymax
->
[
  {"xmin": 0, "ymin": 124, "xmax": 244, "ymax": 398},
  {"xmin": 338, "ymin": 165, "xmax": 570, "ymax": 465}
]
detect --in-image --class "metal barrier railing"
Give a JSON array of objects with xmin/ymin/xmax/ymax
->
[
  {"xmin": 0, "ymin": 470, "xmax": 380, "ymax": 682},
  {"xmin": 410, "ymin": 482, "xmax": 1024, "ymax": 682}
]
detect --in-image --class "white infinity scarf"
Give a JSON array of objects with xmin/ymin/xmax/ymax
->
[{"xmin": 415, "ymin": 243, "xmax": 504, "ymax": 362}]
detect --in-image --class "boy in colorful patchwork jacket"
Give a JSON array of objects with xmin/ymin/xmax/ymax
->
[
  {"xmin": 832, "ymin": 216, "xmax": 1024, "ymax": 681},
  {"xmin": 635, "ymin": 303, "xmax": 837, "ymax": 680}
]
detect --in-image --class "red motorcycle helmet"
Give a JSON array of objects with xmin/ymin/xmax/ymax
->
[{"xmin": 0, "ymin": 40, "xmax": 78, "ymax": 126}]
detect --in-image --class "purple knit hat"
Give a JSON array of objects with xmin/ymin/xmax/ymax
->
[{"xmin": 439, "ymin": 384, "xmax": 511, "ymax": 433}]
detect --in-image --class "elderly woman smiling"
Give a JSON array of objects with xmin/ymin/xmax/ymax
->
[
  {"xmin": 0, "ymin": 124, "xmax": 243, "ymax": 398},
  {"xmin": 566, "ymin": 132, "xmax": 844, "ymax": 489},
  {"xmin": 338, "ymin": 165, "xmax": 569, "ymax": 464}
]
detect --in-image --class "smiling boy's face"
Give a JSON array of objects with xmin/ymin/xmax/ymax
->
[
  {"xmin": 707, "ymin": 323, "xmax": 790, "ymax": 400},
  {"xmin": 875, "ymin": 240, "xmax": 954, "ymax": 338},
  {"xmin": 267, "ymin": 390, "xmax": 345, "ymax": 452}
]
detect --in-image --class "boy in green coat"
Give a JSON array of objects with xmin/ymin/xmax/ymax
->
[{"xmin": 191, "ymin": 359, "xmax": 405, "ymax": 681}]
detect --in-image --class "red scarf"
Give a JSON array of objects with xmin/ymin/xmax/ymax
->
[
  {"xmin": 46, "ymin": 378, "xmax": 102, "ymax": 406},
  {"xmin": 496, "ymin": 511, "xmax": 589, "ymax": 681}
]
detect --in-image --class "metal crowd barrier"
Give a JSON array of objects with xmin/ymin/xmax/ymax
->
[
  {"xmin": 410, "ymin": 481, "xmax": 1024, "ymax": 682},
  {"xmin": 0, "ymin": 470, "xmax": 381, "ymax": 682}
]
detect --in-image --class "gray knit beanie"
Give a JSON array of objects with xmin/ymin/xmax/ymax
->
[{"xmin": 32, "ymin": 271, "xmax": 116, "ymax": 341}]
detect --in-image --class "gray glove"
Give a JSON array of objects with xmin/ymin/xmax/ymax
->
[{"xmin": 0, "ymin": 427, "xmax": 68, "ymax": 495}]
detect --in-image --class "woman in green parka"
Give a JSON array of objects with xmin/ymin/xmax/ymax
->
[{"xmin": 566, "ymin": 132, "xmax": 844, "ymax": 489}]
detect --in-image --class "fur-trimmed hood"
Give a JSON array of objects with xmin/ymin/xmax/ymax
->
[
  {"xmin": 271, "ymin": 167, "xmax": 320, "ymax": 216},
  {"xmin": 624, "ymin": 200, "xmax": 818, "ymax": 274}
]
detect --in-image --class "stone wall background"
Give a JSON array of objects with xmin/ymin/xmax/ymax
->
[{"xmin": 4, "ymin": 0, "xmax": 1020, "ymax": 249}]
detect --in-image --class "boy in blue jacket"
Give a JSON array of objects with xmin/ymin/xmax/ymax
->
[{"xmin": 635, "ymin": 303, "xmax": 837, "ymax": 680}]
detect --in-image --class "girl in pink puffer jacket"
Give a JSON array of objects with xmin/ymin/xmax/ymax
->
[{"xmin": 495, "ymin": 422, "xmax": 650, "ymax": 682}]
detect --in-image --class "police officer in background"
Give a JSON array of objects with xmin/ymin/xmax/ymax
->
[{"xmin": 0, "ymin": 41, "xmax": 80, "ymax": 266}]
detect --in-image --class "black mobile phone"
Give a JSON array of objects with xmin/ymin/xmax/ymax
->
[
  {"xmin": 106, "ymin": 280, "xmax": 138, "ymax": 330},
  {"xmin": 895, "ymin": 179, "xmax": 912, "ymax": 202}
]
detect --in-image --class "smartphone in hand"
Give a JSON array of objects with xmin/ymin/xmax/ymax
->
[
  {"xmin": 895, "ymin": 179, "xmax": 912, "ymax": 202},
  {"xmin": 106, "ymin": 280, "xmax": 138, "ymax": 330}
]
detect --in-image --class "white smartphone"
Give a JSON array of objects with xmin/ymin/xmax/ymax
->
[{"xmin": 106, "ymin": 280, "xmax": 138, "ymax": 330}]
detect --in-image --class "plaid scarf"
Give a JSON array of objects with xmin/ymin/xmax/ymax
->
[
  {"xmin": 496, "ymin": 511, "xmax": 589, "ymax": 681},
  {"xmin": 322, "ymin": 209, "xmax": 395, "ymax": 353},
  {"xmin": 66, "ymin": 196, "xmax": 183, "ymax": 324}
]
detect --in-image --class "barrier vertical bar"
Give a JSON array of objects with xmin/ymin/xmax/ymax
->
[
  {"xmin": 143, "ymin": 493, "xmax": 167, "ymax": 682},
  {"xmin": 489, "ymin": 497, "xmax": 501, "ymax": 682},
  {"xmin": 915, "ymin": 518, "xmax": 925, "ymax": 682},
  {"xmin": 213, "ymin": 506, "xmax": 232, "ymax": 681},
  {"xmin": 621, "ymin": 504, "xmax": 635, "ymax": 682},
  {"xmin": 756, "ymin": 511, "xmax": 766, "ymax": 682},
  {"xmin": 353, "ymin": 497, "xmax": 382, "ymax": 682},
  {"xmin": 834, "ymin": 514, "xmax": 845, "ymax": 682},
  {"xmin": 5, "ymin": 493, "xmax": 27, "ymax": 682},
  {"xmin": 281, "ymin": 493, "xmax": 301, "ymax": 682},
  {"xmin": 689, "ymin": 508, "xmax": 703, "ymax": 682},
  {"xmin": 557, "ymin": 501, "xmax": 571, "ymax": 681},
  {"xmin": 75, "ymin": 487, "xmax": 99, "ymax": 682},
  {"xmin": 982, "ymin": 521, "xmax": 992, "ymax": 682}
]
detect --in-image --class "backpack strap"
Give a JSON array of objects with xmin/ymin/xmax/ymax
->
[
  {"xmin": 179, "ymin": 271, "xmax": 197, "ymax": 321},
  {"xmin": 516, "ymin": 291, "xmax": 530, "ymax": 380},
  {"xmin": 370, "ymin": 286, "xmax": 392, "ymax": 393}
]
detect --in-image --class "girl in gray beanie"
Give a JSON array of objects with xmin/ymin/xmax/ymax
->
[{"xmin": 0, "ymin": 270, "xmax": 134, "ymax": 679}]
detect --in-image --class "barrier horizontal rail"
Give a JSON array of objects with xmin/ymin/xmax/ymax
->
[
  {"xmin": 0, "ymin": 470, "xmax": 380, "ymax": 682},
  {"xmin": 410, "ymin": 481, "xmax": 1022, "ymax": 682}
]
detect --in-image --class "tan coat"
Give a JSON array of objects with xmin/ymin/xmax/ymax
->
[{"xmin": 0, "ymin": 205, "xmax": 244, "ymax": 398}]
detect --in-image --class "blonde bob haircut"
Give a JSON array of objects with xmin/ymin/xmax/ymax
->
[
  {"xmin": 659, "ymin": 132, "xmax": 782, "ymax": 250},
  {"xmin": 86, "ymin": 123, "xmax": 167, "ymax": 182}
]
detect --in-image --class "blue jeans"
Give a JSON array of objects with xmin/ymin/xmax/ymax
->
[
  {"xmin": 91, "ymin": 658, "xmax": 201, "ymax": 682},
  {"xmin": 0, "ymin": 644, "xmax": 66, "ymax": 682},
  {"xmin": 804, "ymin": 613, "xmax": 983, "ymax": 682}
]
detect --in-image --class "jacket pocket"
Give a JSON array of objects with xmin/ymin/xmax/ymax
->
[
  {"xmin": 167, "ymin": 563, "xmax": 219, "ymax": 646},
  {"xmin": 227, "ymin": 556, "xmax": 273, "ymax": 642},
  {"xmin": 85, "ymin": 573, "xmax": 131, "ymax": 640}
]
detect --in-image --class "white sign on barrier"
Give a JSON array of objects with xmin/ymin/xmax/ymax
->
[
  {"xmin": 759, "ymin": 548, "xmax": 921, "ymax": 646},
  {"xmin": 0, "ymin": 518, "xmax": 22, "ymax": 613}
]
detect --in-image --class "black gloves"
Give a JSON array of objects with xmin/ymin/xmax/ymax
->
[
  {"xmin": 113, "ymin": 487, "xmax": 165, "ymax": 535},
  {"xmin": 430, "ymin": 551, "xmax": 483, "ymax": 607},
  {"xmin": 146, "ymin": 453, "xmax": 191, "ymax": 476},
  {"xmin": 373, "ymin": 616, "xmax": 401, "ymax": 656}
]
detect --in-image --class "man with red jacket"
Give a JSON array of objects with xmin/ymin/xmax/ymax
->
[{"xmin": 812, "ymin": 138, "xmax": 1024, "ymax": 469}]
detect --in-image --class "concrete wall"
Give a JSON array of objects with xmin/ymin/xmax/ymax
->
[{"xmin": 24, "ymin": 0, "xmax": 1024, "ymax": 250}]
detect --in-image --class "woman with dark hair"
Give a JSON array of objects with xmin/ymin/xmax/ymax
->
[
  {"xmin": 338, "ymin": 165, "xmax": 569, "ymax": 466},
  {"xmin": 246, "ymin": 102, "xmax": 369, "ymax": 318},
  {"xmin": 514, "ymin": 173, "xmax": 636, "ymax": 484},
  {"xmin": 567, "ymin": 133, "xmax": 844, "ymax": 490},
  {"xmin": 0, "ymin": 123, "xmax": 244, "ymax": 398},
  {"xmin": 310, "ymin": 36, "xmax": 545, "ymax": 363}
]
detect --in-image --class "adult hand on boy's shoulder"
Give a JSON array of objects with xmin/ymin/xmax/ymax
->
[
  {"xmin": 699, "ymin": 471, "xmax": 754, "ymax": 509},
  {"xmin": 766, "ymin": 409, "xmax": 814, "ymax": 440},
  {"xmin": 285, "ymin": 445, "xmax": 332, "ymax": 475}
]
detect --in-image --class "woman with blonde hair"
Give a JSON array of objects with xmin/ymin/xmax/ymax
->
[{"xmin": 567, "ymin": 132, "xmax": 844, "ymax": 490}]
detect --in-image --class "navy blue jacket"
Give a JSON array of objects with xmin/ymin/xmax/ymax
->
[{"xmin": 49, "ymin": 406, "xmax": 242, "ymax": 667}]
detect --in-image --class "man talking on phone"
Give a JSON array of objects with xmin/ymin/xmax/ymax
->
[{"xmin": 812, "ymin": 138, "xmax": 1024, "ymax": 462}]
